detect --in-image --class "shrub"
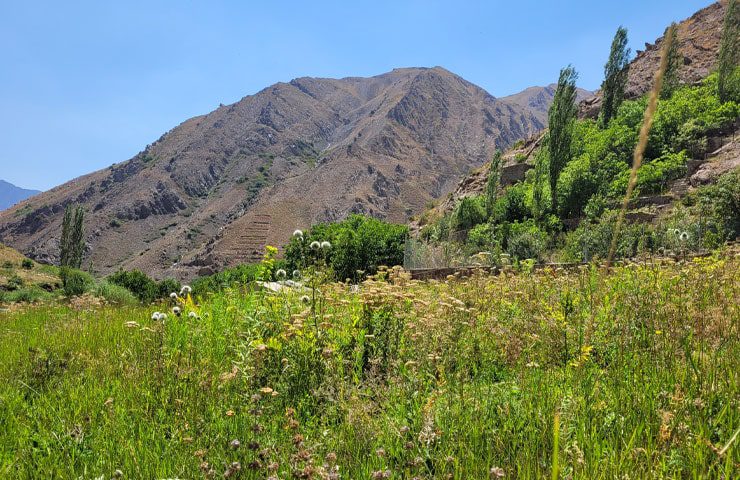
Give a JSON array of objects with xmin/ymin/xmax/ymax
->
[
  {"xmin": 284, "ymin": 215, "xmax": 408, "ymax": 282},
  {"xmin": 504, "ymin": 220, "xmax": 548, "ymax": 261},
  {"xmin": 21, "ymin": 258, "xmax": 34, "ymax": 270},
  {"xmin": 94, "ymin": 281, "xmax": 138, "ymax": 305},
  {"xmin": 191, "ymin": 264, "xmax": 261, "ymax": 295},
  {"xmin": 451, "ymin": 196, "xmax": 487, "ymax": 232},
  {"xmin": 60, "ymin": 268, "xmax": 94, "ymax": 297},
  {"xmin": 610, "ymin": 151, "xmax": 688, "ymax": 197},
  {"xmin": 466, "ymin": 223, "xmax": 495, "ymax": 251},
  {"xmin": 106, "ymin": 270, "xmax": 177, "ymax": 303},
  {"xmin": 696, "ymin": 168, "xmax": 740, "ymax": 241},
  {"xmin": 556, "ymin": 153, "xmax": 598, "ymax": 218},
  {"xmin": 491, "ymin": 183, "xmax": 530, "ymax": 224}
]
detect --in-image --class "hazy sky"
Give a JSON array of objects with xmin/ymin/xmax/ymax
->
[{"xmin": 1, "ymin": 0, "xmax": 712, "ymax": 191}]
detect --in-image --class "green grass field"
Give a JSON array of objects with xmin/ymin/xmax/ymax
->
[{"xmin": 1, "ymin": 255, "xmax": 738, "ymax": 478}]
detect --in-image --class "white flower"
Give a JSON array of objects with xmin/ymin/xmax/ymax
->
[
  {"xmin": 172, "ymin": 306, "xmax": 181, "ymax": 316},
  {"xmin": 151, "ymin": 311, "xmax": 161, "ymax": 321},
  {"xmin": 321, "ymin": 241, "xmax": 331, "ymax": 250},
  {"xmin": 679, "ymin": 231, "xmax": 689, "ymax": 242},
  {"xmin": 300, "ymin": 295, "xmax": 310, "ymax": 304},
  {"xmin": 293, "ymin": 229, "xmax": 304, "ymax": 238},
  {"xmin": 310, "ymin": 241, "xmax": 320, "ymax": 250},
  {"xmin": 180, "ymin": 285, "xmax": 191, "ymax": 295},
  {"xmin": 292, "ymin": 270, "xmax": 301, "ymax": 280},
  {"xmin": 169, "ymin": 292, "xmax": 178, "ymax": 299},
  {"xmin": 276, "ymin": 269, "xmax": 287, "ymax": 280},
  {"xmin": 188, "ymin": 311, "xmax": 198, "ymax": 319}
]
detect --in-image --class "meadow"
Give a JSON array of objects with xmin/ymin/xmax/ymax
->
[{"xmin": 0, "ymin": 253, "xmax": 738, "ymax": 479}]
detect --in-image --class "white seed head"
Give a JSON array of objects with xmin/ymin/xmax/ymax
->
[
  {"xmin": 169, "ymin": 292, "xmax": 178, "ymax": 299},
  {"xmin": 321, "ymin": 241, "xmax": 331, "ymax": 250},
  {"xmin": 293, "ymin": 229, "xmax": 304, "ymax": 238},
  {"xmin": 188, "ymin": 311, "xmax": 198, "ymax": 319},
  {"xmin": 680, "ymin": 231, "xmax": 689, "ymax": 242},
  {"xmin": 310, "ymin": 241, "xmax": 321, "ymax": 250},
  {"xmin": 276, "ymin": 269, "xmax": 287, "ymax": 280},
  {"xmin": 151, "ymin": 311, "xmax": 161, "ymax": 321},
  {"xmin": 300, "ymin": 295, "xmax": 310, "ymax": 304},
  {"xmin": 172, "ymin": 306, "xmax": 181, "ymax": 316},
  {"xmin": 180, "ymin": 285, "xmax": 192, "ymax": 295},
  {"xmin": 292, "ymin": 269, "xmax": 301, "ymax": 280}
]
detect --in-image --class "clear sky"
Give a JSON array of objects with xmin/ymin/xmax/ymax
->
[{"xmin": 1, "ymin": 0, "xmax": 713, "ymax": 191}]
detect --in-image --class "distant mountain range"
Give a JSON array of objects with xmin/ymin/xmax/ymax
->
[
  {"xmin": 0, "ymin": 66, "xmax": 587, "ymax": 278},
  {"xmin": 0, "ymin": 180, "xmax": 40, "ymax": 211}
]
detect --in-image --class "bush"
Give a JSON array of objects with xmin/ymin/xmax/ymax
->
[
  {"xmin": 191, "ymin": 264, "xmax": 261, "ymax": 295},
  {"xmin": 610, "ymin": 151, "xmax": 688, "ymax": 197},
  {"xmin": 284, "ymin": 215, "xmax": 408, "ymax": 282},
  {"xmin": 504, "ymin": 220, "xmax": 548, "ymax": 261},
  {"xmin": 491, "ymin": 183, "xmax": 530, "ymax": 224},
  {"xmin": 451, "ymin": 196, "xmax": 487, "ymax": 232},
  {"xmin": 557, "ymin": 153, "xmax": 598, "ymax": 218},
  {"xmin": 696, "ymin": 168, "xmax": 740, "ymax": 241},
  {"xmin": 107, "ymin": 270, "xmax": 179, "ymax": 303},
  {"xmin": 94, "ymin": 281, "xmax": 138, "ymax": 305},
  {"xmin": 466, "ymin": 223, "xmax": 495, "ymax": 251},
  {"xmin": 21, "ymin": 258, "xmax": 34, "ymax": 270},
  {"xmin": 60, "ymin": 268, "xmax": 94, "ymax": 297}
]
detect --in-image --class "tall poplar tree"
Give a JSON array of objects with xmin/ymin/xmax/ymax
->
[
  {"xmin": 547, "ymin": 66, "xmax": 578, "ymax": 214},
  {"xmin": 718, "ymin": 0, "xmax": 739, "ymax": 103},
  {"xmin": 600, "ymin": 26, "xmax": 631, "ymax": 127},
  {"xmin": 661, "ymin": 23, "xmax": 682, "ymax": 99},
  {"xmin": 485, "ymin": 149, "xmax": 503, "ymax": 216}
]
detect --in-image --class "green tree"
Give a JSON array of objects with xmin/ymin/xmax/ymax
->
[
  {"xmin": 485, "ymin": 149, "xmax": 503, "ymax": 216},
  {"xmin": 718, "ymin": 0, "xmax": 739, "ymax": 103},
  {"xmin": 532, "ymin": 146, "xmax": 548, "ymax": 222},
  {"xmin": 547, "ymin": 65, "xmax": 579, "ymax": 214},
  {"xmin": 661, "ymin": 23, "xmax": 681, "ymax": 99},
  {"xmin": 600, "ymin": 26, "xmax": 631, "ymax": 127},
  {"xmin": 60, "ymin": 204, "xmax": 85, "ymax": 269}
]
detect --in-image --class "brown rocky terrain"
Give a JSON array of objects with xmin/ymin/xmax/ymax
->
[
  {"xmin": 0, "ymin": 67, "xmax": 563, "ymax": 279},
  {"xmin": 580, "ymin": 1, "xmax": 727, "ymax": 117}
]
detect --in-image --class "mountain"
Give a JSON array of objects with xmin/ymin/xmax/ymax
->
[
  {"xmin": 0, "ymin": 180, "xmax": 40, "ymax": 211},
  {"xmin": 0, "ymin": 67, "xmax": 560, "ymax": 279},
  {"xmin": 580, "ymin": 1, "xmax": 727, "ymax": 117},
  {"xmin": 501, "ymin": 85, "xmax": 593, "ymax": 126}
]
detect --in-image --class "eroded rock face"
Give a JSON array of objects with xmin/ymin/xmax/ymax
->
[{"xmin": 0, "ymin": 67, "xmax": 553, "ymax": 279}]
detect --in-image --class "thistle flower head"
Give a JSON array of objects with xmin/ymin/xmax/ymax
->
[
  {"xmin": 188, "ymin": 311, "xmax": 198, "ymax": 319},
  {"xmin": 673, "ymin": 228, "xmax": 681, "ymax": 236},
  {"xmin": 180, "ymin": 285, "xmax": 192, "ymax": 295},
  {"xmin": 292, "ymin": 269, "xmax": 301, "ymax": 280},
  {"xmin": 172, "ymin": 306, "xmax": 181, "ymax": 316},
  {"xmin": 276, "ymin": 269, "xmax": 287, "ymax": 280},
  {"xmin": 300, "ymin": 295, "xmax": 310, "ymax": 304},
  {"xmin": 169, "ymin": 292, "xmax": 178, "ymax": 300},
  {"xmin": 321, "ymin": 241, "xmax": 331, "ymax": 250},
  {"xmin": 310, "ymin": 241, "xmax": 321, "ymax": 251},
  {"xmin": 293, "ymin": 229, "xmax": 304, "ymax": 239},
  {"xmin": 679, "ymin": 231, "xmax": 689, "ymax": 242},
  {"xmin": 151, "ymin": 311, "xmax": 161, "ymax": 321}
]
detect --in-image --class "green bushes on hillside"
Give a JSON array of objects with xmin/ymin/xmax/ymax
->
[{"xmin": 107, "ymin": 270, "xmax": 181, "ymax": 303}]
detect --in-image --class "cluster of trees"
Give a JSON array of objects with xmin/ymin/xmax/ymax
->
[{"xmin": 421, "ymin": 3, "xmax": 740, "ymax": 262}]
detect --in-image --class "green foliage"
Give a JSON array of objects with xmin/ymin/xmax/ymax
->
[
  {"xmin": 610, "ymin": 151, "xmax": 688, "ymax": 197},
  {"xmin": 60, "ymin": 204, "xmax": 85, "ymax": 269},
  {"xmin": 660, "ymin": 24, "xmax": 681, "ymax": 99},
  {"xmin": 718, "ymin": 0, "xmax": 740, "ymax": 103},
  {"xmin": 93, "ymin": 281, "xmax": 139, "ymax": 306},
  {"xmin": 451, "ymin": 196, "xmax": 487, "ymax": 232},
  {"xmin": 601, "ymin": 26, "xmax": 630, "ymax": 126},
  {"xmin": 563, "ymin": 210, "xmax": 648, "ymax": 262},
  {"xmin": 21, "ymin": 258, "xmax": 34, "ymax": 270},
  {"xmin": 284, "ymin": 215, "xmax": 408, "ymax": 282},
  {"xmin": 547, "ymin": 66, "xmax": 579, "ymax": 213},
  {"xmin": 485, "ymin": 150, "xmax": 503, "ymax": 216},
  {"xmin": 696, "ymin": 168, "xmax": 740, "ymax": 240},
  {"xmin": 60, "ymin": 268, "xmax": 94, "ymax": 297},
  {"xmin": 556, "ymin": 153, "xmax": 599, "ymax": 218},
  {"xmin": 466, "ymin": 223, "xmax": 494, "ymax": 251},
  {"xmin": 190, "ymin": 264, "xmax": 261, "ymax": 295},
  {"xmin": 107, "ymin": 270, "xmax": 180, "ymax": 303},
  {"xmin": 491, "ymin": 183, "xmax": 530, "ymax": 224},
  {"xmin": 504, "ymin": 220, "xmax": 548, "ymax": 261}
]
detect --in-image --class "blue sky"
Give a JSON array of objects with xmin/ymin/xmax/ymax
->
[{"xmin": 1, "ymin": 0, "xmax": 712, "ymax": 191}]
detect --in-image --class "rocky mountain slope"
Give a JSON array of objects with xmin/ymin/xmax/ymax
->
[
  {"xmin": 0, "ymin": 180, "xmax": 40, "ymax": 211},
  {"xmin": 0, "ymin": 67, "xmax": 561, "ymax": 279},
  {"xmin": 580, "ymin": 0, "xmax": 727, "ymax": 117},
  {"xmin": 503, "ymin": 85, "xmax": 592, "ymax": 126}
]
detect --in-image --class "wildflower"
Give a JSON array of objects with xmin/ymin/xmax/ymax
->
[
  {"xmin": 188, "ymin": 311, "xmax": 198, "ymax": 319},
  {"xmin": 292, "ymin": 269, "xmax": 301, "ymax": 280},
  {"xmin": 225, "ymin": 410, "xmax": 235, "ymax": 417},
  {"xmin": 224, "ymin": 461, "xmax": 241, "ymax": 478},
  {"xmin": 376, "ymin": 448, "xmax": 386, "ymax": 457},
  {"xmin": 293, "ymin": 229, "xmax": 303, "ymax": 239},
  {"xmin": 172, "ymin": 306, "xmax": 181, "ymax": 316},
  {"xmin": 169, "ymin": 292, "xmax": 178, "ymax": 300},
  {"xmin": 321, "ymin": 240, "xmax": 331, "ymax": 250},
  {"xmin": 151, "ymin": 312, "xmax": 161, "ymax": 321},
  {"xmin": 300, "ymin": 295, "xmax": 310, "ymax": 304},
  {"xmin": 325, "ymin": 452, "xmax": 337, "ymax": 464},
  {"xmin": 112, "ymin": 470, "xmax": 123, "ymax": 479},
  {"xmin": 276, "ymin": 269, "xmax": 287, "ymax": 280},
  {"xmin": 680, "ymin": 231, "xmax": 689, "ymax": 242},
  {"xmin": 310, "ymin": 240, "xmax": 321, "ymax": 250},
  {"xmin": 229, "ymin": 439, "xmax": 241, "ymax": 450},
  {"xmin": 180, "ymin": 285, "xmax": 192, "ymax": 295},
  {"xmin": 124, "ymin": 321, "xmax": 140, "ymax": 329},
  {"xmin": 489, "ymin": 466, "xmax": 505, "ymax": 478}
]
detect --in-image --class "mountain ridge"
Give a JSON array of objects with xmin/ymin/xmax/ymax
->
[{"xmin": 0, "ymin": 180, "xmax": 40, "ymax": 212}]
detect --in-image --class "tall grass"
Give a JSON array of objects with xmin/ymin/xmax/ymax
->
[{"xmin": 0, "ymin": 254, "xmax": 737, "ymax": 478}]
